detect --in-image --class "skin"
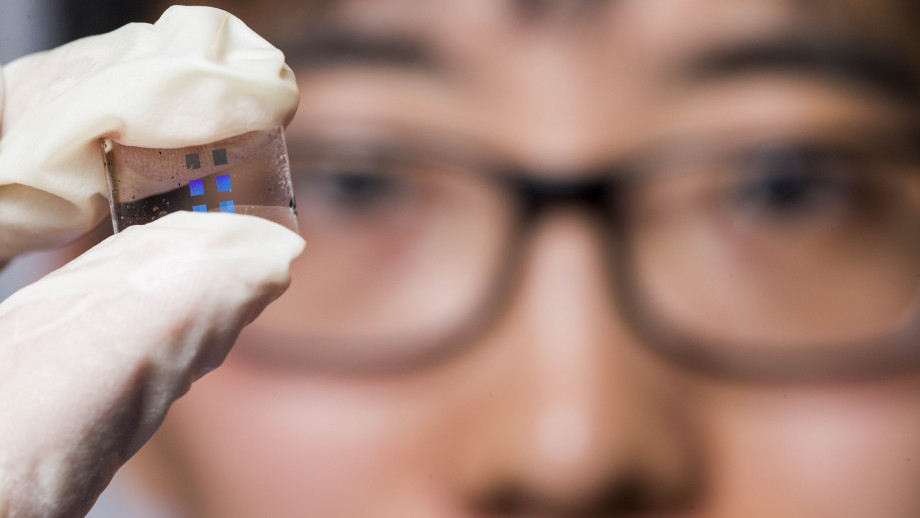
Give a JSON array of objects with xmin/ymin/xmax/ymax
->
[{"xmin": 117, "ymin": 0, "xmax": 920, "ymax": 516}]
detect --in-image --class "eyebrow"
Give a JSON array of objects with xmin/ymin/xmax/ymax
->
[
  {"xmin": 679, "ymin": 34, "xmax": 919, "ymax": 100},
  {"xmin": 281, "ymin": 26, "xmax": 442, "ymax": 75}
]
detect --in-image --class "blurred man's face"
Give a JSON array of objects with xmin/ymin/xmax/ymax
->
[{"xmin": 135, "ymin": 1, "xmax": 920, "ymax": 516}]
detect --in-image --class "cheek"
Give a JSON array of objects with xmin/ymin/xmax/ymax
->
[
  {"xmin": 152, "ymin": 358, "xmax": 422, "ymax": 518},
  {"xmin": 702, "ymin": 383, "xmax": 920, "ymax": 518}
]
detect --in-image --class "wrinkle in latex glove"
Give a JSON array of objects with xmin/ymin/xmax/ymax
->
[
  {"xmin": 0, "ymin": 211, "xmax": 305, "ymax": 518},
  {"xmin": 0, "ymin": 5, "xmax": 299, "ymax": 260}
]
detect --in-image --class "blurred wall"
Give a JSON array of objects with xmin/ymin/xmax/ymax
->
[{"xmin": 0, "ymin": 0, "xmax": 61, "ymax": 63}]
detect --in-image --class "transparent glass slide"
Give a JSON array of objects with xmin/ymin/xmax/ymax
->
[{"xmin": 101, "ymin": 126, "xmax": 298, "ymax": 233}]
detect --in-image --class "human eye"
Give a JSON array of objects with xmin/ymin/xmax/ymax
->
[
  {"xmin": 715, "ymin": 143, "xmax": 867, "ymax": 229},
  {"xmin": 293, "ymin": 152, "xmax": 419, "ymax": 219},
  {"xmin": 309, "ymin": 168, "xmax": 405, "ymax": 212}
]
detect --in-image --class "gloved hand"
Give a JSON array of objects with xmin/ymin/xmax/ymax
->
[{"xmin": 0, "ymin": 7, "xmax": 304, "ymax": 517}]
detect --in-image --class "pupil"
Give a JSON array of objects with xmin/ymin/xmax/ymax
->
[
  {"xmin": 331, "ymin": 173, "xmax": 393, "ymax": 200},
  {"xmin": 745, "ymin": 146, "xmax": 822, "ymax": 207},
  {"xmin": 762, "ymin": 172, "xmax": 810, "ymax": 205}
]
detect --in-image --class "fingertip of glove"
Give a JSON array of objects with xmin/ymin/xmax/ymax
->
[
  {"xmin": 122, "ymin": 211, "xmax": 305, "ymax": 284},
  {"xmin": 145, "ymin": 210, "xmax": 305, "ymax": 252}
]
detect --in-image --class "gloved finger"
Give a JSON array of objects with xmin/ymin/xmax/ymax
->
[
  {"xmin": 0, "ymin": 5, "xmax": 299, "ymax": 261},
  {"xmin": 0, "ymin": 211, "xmax": 305, "ymax": 518}
]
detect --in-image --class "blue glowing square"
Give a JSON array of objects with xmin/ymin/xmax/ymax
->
[
  {"xmin": 216, "ymin": 174, "xmax": 232, "ymax": 193},
  {"xmin": 192, "ymin": 204, "xmax": 208, "ymax": 213},
  {"xmin": 219, "ymin": 200, "xmax": 235, "ymax": 213},
  {"xmin": 189, "ymin": 178, "xmax": 205, "ymax": 197}
]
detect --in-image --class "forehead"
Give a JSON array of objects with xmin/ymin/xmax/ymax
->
[
  {"xmin": 273, "ymin": 1, "xmax": 788, "ymax": 63},
  {"xmin": 221, "ymin": 0, "xmax": 917, "ymax": 165},
  {"xmin": 256, "ymin": 0, "xmax": 911, "ymax": 52},
  {"xmin": 269, "ymin": 0, "xmax": 918, "ymax": 108}
]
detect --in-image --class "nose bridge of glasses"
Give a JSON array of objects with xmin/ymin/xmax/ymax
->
[{"xmin": 512, "ymin": 173, "xmax": 615, "ymax": 218}]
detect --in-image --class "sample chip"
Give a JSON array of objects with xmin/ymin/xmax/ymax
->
[{"xmin": 101, "ymin": 126, "xmax": 298, "ymax": 233}]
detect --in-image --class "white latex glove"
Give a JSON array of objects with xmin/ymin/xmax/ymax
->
[{"xmin": 0, "ymin": 6, "xmax": 304, "ymax": 517}]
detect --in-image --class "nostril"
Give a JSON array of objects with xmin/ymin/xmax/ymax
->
[
  {"xmin": 462, "ymin": 396, "xmax": 705, "ymax": 517},
  {"xmin": 472, "ymin": 472, "xmax": 696, "ymax": 516}
]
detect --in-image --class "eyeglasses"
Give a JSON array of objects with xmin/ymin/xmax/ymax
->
[{"xmin": 241, "ymin": 122, "xmax": 920, "ymax": 381}]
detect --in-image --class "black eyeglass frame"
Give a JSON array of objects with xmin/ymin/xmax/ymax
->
[{"xmin": 263, "ymin": 126, "xmax": 920, "ymax": 382}]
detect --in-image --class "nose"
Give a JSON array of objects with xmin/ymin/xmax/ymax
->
[{"xmin": 457, "ymin": 211, "xmax": 701, "ymax": 516}]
